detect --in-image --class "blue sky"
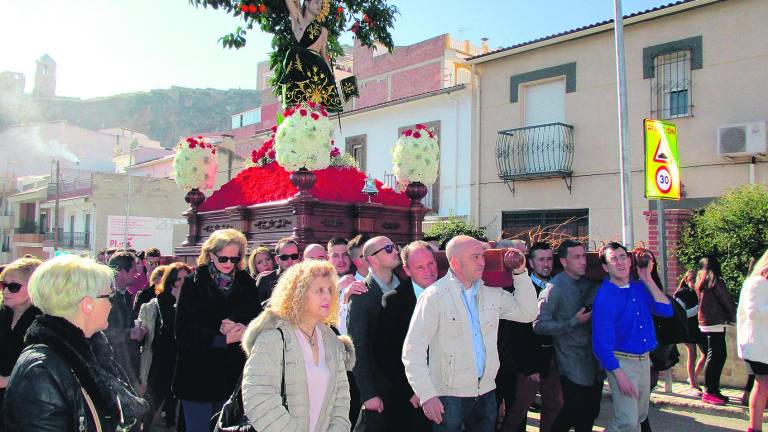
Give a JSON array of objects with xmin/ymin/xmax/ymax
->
[{"xmin": 0, "ymin": 0, "xmax": 673, "ymax": 99}]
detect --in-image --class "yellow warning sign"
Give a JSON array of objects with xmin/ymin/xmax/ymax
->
[{"xmin": 644, "ymin": 119, "xmax": 680, "ymax": 200}]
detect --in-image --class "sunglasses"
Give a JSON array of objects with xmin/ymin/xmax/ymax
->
[
  {"xmin": 278, "ymin": 253, "xmax": 300, "ymax": 261},
  {"xmin": 96, "ymin": 291, "xmax": 115, "ymax": 299},
  {"xmin": 371, "ymin": 244, "xmax": 398, "ymax": 256},
  {"xmin": 214, "ymin": 254, "xmax": 242, "ymax": 264},
  {"xmin": 0, "ymin": 281, "xmax": 23, "ymax": 293}
]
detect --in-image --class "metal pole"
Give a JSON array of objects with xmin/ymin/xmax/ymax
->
[
  {"xmin": 614, "ymin": 0, "xmax": 634, "ymax": 248},
  {"xmin": 123, "ymin": 144, "xmax": 133, "ymax": 248},
  {"xmin": 53, "ymin": 160, "xmax": 60, "ymax": 253},
  {"xmin": 657, "ymin": 199, "xmax": 673, "ymax": 393}
]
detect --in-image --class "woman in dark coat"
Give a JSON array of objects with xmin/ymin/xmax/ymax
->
[
  {"xmin": 173, "ymin": 229, "xmax": 262, "ymax": 432},
  {"xmin": 136, "ymin": 262, "xmax": 191, "ymax": 430},
  {"xmin": 3, "ymin": 255, "xmax": 148, "ymax": 431},
  {"xmin": 0, "ymin": 258, "xmax": 43, "ymax": 431},
  {"xmin": 696, "ymin": 256, "xmax": 737, "ymax": 406}
]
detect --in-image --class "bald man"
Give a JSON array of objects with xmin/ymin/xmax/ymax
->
[
  {"xmin": 303, "ymin": 243, "xmax": 328, "ymax": 261},
  {"xmin": 347, "ymin": 236, "xmax": 402, "ymax": 431},
  {"xmin": 402, "ymin": 235, "xmax": 539, "ymax": 432}
]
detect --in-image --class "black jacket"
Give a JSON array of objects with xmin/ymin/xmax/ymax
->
[
  {"xmin": 105, "ymin": 290, "xmax": 140, "ymax": 387},
  {"xmin": 374, "ymin": 279, "xmax": 417, "ymax": 399},
  {"xmin": 498, "ymin": 278, "xmax": 554, "ymax": 377},
  {"xmin": 0, "ymin": 306, "xmax": 41, "ymax": 430},
  {"xmin": 3, "ymin": 315, "xmax": 147, "ymax": 432},
  {"xmin": 348, "ymin": 273, "xmax": 391, "ymax": 402},
  {"xmin": 173, "ymin": 265, "xmax": 262, "ymax": 401},
  {"xmin": 254, "ymin": 269, "xmax": 281, "ymax": 305}
]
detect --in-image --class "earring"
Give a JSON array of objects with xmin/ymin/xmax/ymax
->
[{"xmin": 87, "ymin": 304, "xmax": 93, "ymax": 312}]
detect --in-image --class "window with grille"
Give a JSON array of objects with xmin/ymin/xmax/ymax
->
[
  {"xmin": 651, "ymin": 51, "xmax": 692, "ymax": 119},
  {"xmin": 501, "ymin": 209, "xmax": 588, "ymax": 246},
  {"xmin": 344, "ymin": 134, "xmax": 367, "ymax": 173}
]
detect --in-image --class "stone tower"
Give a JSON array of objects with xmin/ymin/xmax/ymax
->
[{"xmin": 33, "ymin": 54, "xmax": 56, "ymax": 98}]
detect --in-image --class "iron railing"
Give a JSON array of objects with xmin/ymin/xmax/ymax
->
[
  {"xmin": 45, "ymin": 230, "xmax": 91, "ymax": 249},
  {"xmin": 47, "ymin": 178, "xmax": 92, "ymax": 196},
  {"xmin": 496, "ymin": 122, "xmax": 574, "ymax": 180},
  {"xmin": 15, "ymin": 221, "xmax": 44, "ymax": 234}
]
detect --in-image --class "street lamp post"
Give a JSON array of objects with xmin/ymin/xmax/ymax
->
[{"xmin": 613, "ymin": 0, "xmax": 634, "ymax": 248}]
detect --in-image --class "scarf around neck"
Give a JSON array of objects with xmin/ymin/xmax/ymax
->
[{"xmin": 208, "ymin": 262, "xmax": 235, "ymax": 292}]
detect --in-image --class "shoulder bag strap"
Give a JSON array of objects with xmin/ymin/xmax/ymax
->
[
  {"xmin": 79, "ymin": 386, "xmax": 104, "ymax": 432},
  {"xmin": 275, "ymin": 327, "xmax": 287, "ymax": 409}
]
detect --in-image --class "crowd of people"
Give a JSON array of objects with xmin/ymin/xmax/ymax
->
[{"xmin": 0, "ymin": 228, "xmax": 765, "ymax": 432}]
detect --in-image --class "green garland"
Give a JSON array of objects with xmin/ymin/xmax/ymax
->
[{"xmin": 189, "ymin": 0, "xmax": 398, "ymax": 97}]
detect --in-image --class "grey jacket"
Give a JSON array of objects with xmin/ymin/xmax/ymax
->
[
  {"xmin": 533, "ymin": 272, "xmax": 603, "ymax": 386},
  {"xmin": 241, "ymin": 311, "xmax": 355, "ymax": 432}
]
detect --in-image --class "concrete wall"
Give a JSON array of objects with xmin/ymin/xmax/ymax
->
[
  {"xmin": 334, "ymin": 87, "xmax": 472, "ymax": 217},
  {"xmin": 475, "ymin": 0, "xmax": 768, "ymax": 242},
  {"xmin": 91, "ymin": 173, "xmax": 188, "ymax": 255}
]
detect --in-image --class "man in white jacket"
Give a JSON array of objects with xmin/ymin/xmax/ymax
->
[{"xmin": 402, "ymin": 235, "xmax": 538, "ymax": 431}]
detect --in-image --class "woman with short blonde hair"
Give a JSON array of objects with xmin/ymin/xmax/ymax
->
[
  {"xmin": 241, "ymin": 260, "xmax": 354, "ymax": 432},
  {"xmin": 4, "ymin": 255, "xmax": 148, "ymax": 431},
  {"xmin": 175, "ymin": 229, "xmax": 262, "ymax": 432}
]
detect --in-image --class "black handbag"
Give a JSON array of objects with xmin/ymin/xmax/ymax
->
[{"xmin": 211, "ymin": 328, "xmax": 287, "ymax": 432}]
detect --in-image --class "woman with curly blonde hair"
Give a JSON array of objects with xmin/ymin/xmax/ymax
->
[{"xmin": 241, "ymin": 259, "xmax": 354, "ymax": 432}]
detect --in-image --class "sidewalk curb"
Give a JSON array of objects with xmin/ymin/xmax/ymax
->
[{"xmin": 649, "ymin": 393, "xmax": 748, "ymax": 419}]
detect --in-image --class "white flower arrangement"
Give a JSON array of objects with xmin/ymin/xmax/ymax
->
[
  {"xmin": 173, "ymin": 136, "xmax": 218, "ymax": 190},
  {"xmin": 391, "ymin": 124, "xmax": 439, "ymax": 186},
  {"xmin": 274, "ymin": 102, "xmax": 333, "ymax": 172}
]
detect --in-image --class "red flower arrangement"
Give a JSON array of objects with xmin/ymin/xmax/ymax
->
[
  {"xmin": 185, "ymin": 136, "xmax": 216, "ymax": 155},
  {"xmin": 198, "ymin": 164, "xmax": 410, "ymax": 212}
]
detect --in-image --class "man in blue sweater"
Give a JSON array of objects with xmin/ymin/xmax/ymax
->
[{"xmin": 592, "ymin": 242, "xmax": 673, "ymax": 432}]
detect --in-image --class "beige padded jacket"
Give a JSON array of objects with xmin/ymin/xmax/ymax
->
[{"xmin": 241, "ymin": 310, "xmax": 355, "ymax": 432}]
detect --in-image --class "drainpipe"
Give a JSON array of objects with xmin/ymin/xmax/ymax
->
[
  {"xmin": 749, "ymin": 155, "xmax": 756, "ymax": 184},
  {"xmin": 470, "ymin": 64, "xmax": 482, "ymax": 226},
  {"xmin": 446, "ymin": 91, "xmax": 460, "ymax": 218}
]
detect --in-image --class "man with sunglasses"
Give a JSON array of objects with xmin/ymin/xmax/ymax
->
[
  {"xmin": 348, "ymin": 236, "xmax": 402, "ymax": 431},
  {"xmin": 255, "ymin": 237, "xmax": 300, "ymax": 305}
]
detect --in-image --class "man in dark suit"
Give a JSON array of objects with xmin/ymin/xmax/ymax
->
[
  {"xmin": 348, "ymin": 236, "xmax": 401, "ymax": 431},
  {"xmin": 254, "ymin": 237, "xmax": 299, "ymax": 304},
  {"xmin": 374, "ymin": 240, "xmax": 437, "ymax": 431}
]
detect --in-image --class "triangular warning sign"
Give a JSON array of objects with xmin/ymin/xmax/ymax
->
[{"xmin": 653, "ymin": 138, "xmax": 671, "ymax": 163}]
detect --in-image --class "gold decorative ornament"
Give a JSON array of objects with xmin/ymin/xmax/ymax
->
[{"xmin": 315, "ymin": 0, "xmax": 330, "ymax": 22}]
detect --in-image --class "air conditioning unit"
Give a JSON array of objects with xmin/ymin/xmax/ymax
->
[{"xmin": 717, "ymin": 122, "xmax": 767, "ymax": 157}]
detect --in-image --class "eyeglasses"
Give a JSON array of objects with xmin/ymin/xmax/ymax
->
[
  {"xmin": 278, "ymin": 253, "xmax": 300, "ymax": 261},
  {"xmin": 371, "ymin": 244, "xmax": 398, "ymax": 256},
  {"xmin": 0, "ymin": 281, "xmax": 23, "ymax": 293},
  {"xmin": 214, "ymin": 254, "xmax": 242, "ymax": 264}
]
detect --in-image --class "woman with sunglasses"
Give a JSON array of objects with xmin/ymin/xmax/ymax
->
[
  {"xmin": 136, "ymin": 262, "xmax": 191, "ymax": 430},
  {"xmin": 3, "ymin": 255, "xmax": 148, "ymax": 431},
  {"xmin": 173, "ymin": 229, "xmax": 262, "ymax": 432},
  {"xmin": 0, "ymin": 257, "xmax": 43, "ymax": 430}
]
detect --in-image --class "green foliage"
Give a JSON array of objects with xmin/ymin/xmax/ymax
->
[
  {"xmin": 189, "ymin": 0, "xmax": 397, "ymax": 97},
  {"xmin": 677, "ymin": 184, "xmax": 768, "ymax": 302},
  {"xmin": 425, "ymin": 214, "xmax": 487, "ymax": 247}
]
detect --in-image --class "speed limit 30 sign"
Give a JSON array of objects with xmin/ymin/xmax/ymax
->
[{"xmin": 644, "ymin": 119, "xmax": 680, "ymax": 200}]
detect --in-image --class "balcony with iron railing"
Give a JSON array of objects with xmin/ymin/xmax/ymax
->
[
  {"xmin": 13, "ymin": 221, "xmax": 45, "ymax": 244},
  {"xmin": 47, "ymin": 178, "xmax": 92, "ymax": 201},
  {"xmin": 496, "ymin": 122, "xmax": 575, "ymax": 193},
  {"xmin": 44, "ymin": 229, "xmax": 91, "ymax": 249}
]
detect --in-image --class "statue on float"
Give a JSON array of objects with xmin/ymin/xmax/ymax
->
[{"xmin": 190, "ymin": 0, "xmax": 398, "ymax": 112}]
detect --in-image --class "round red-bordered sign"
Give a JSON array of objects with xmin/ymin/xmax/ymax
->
[{"xmin": 655, "ymin": 166, "xmax": 672, "ymax": 193}]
